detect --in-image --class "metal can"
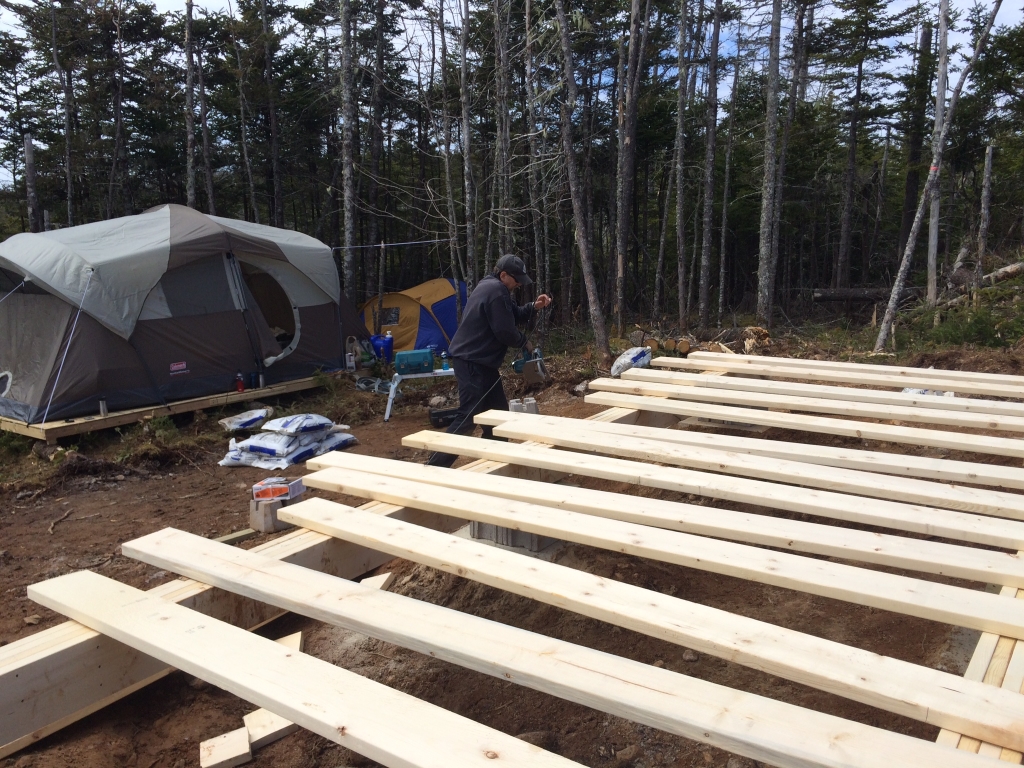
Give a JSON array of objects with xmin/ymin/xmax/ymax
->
[
  {"xmin": 98, "ymin": 399, "xmax": 108, "ymax": 417},
  {"xmin": 250, "ymin": 372, "xmax": 259, "ymax": 389}
]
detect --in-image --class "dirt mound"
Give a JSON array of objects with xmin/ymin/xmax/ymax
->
[{"xmin": 903, "ymin": 347, "xmax": 1024, "ymax": 377}]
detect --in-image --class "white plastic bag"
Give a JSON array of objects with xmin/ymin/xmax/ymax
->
[
  {"xmin": 611, "ymin": 346, "xmax": 653, "ymax": 378},
  {"xmin": 218, "ymin": 408, "xmax": 273, "ymax": 432},
  {"xmin": 262, "ymin": 413, "xmax": 335, "ymax": 436}
]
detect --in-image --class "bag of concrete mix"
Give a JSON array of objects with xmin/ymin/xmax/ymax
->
[
  {"xmin": 316, "ymin": 432, "xmax": 358, "ymax": 455},
  {"xmin": 218, "ymin": 408, "xmax": 274, "ymax": 432},
  {"xmin": 236, "ymin": 431, "xmax": 301, "ymax": 457},
  {"xmin": 610, "ymin": 346, "xmax": 652, "ymax": 378},
  {"xmin": 262, "ymin": 413, "xmax": 334, "ymax": 436},
  {"xmin": 218, "ymin": 439, "xmax": 263, "ymax": 467}
]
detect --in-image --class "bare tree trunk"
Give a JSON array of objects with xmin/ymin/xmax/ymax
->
[
  {"xmin": 865, "ymin": 126, "xmax": 890, "ymax": 277},
  {"xmin": 927, "ymin": 0, "xmax": 949, "ymax": 305},
  {"xmin": 653, "ymin": 154, "xmax": 673, "ymax": 318},
  {"xmin": 23, "ymin": 133, "xmax": 40, "ymax": 232},
  {"xmin": 834, "ymin": 52, "xmax": 864, "ymax": 290},
  {"xmin": 674, "ymin": 0, "xmax": 690, "ymax": 328},
  {"xmin": 525, "ymin": 0, "xmax": 545, "ymax": 303},
  {"xmin": 262, "ymin": 0, "xmax": 283, "ymax": 227},
  {"xmin": 614, "ymin": 0, "xmax": 651, "ymax": 336},
  {"xmin": 340, "ymin": 0, "xmax": 357, "ymax": 299},
  {"xmin": 197, "ymin": 47, "xmax": 216, "ymax": 216},
  {"xmin": 493, "ymin": 0, "xmax": 512, "ymax": 254},
  {"xmin": 897, "ymin": 22, "xmax": 932, "ymax": 257},
  {"xmin": 753, "ymin": 0, "xmax": 782, "ymax": 324},
  {"xmin": 874, "ymin": 0, "xmax": 1002, "ymax": 352},
  {"xmin": 229, "ymin": 4, "xmax": 259, "ymax": 223},
  {"xmin": 459, "ymin": 0, "xmax": 476, "ymax": 288},
  {"xmin": 764, "ymin": 1, "xmax": 807, "ymax": 319},
  {"xmin": 365, "ymin": 0, "xmax": 385, "ymax": 298},
  {"xmin": 553, "ymin": 0, "xmax": 611, "ymax": 365},
  {"xmin": 717, "ymin": 31, "xmax": 740, "ymax": 327},
  {"xmin": 184, "ymin": 0, "xmax": 196, "ymax": 209},
  {"xmin": 439, "ymin": 0, "xmax": 466, "ymax": 317},
  {"xmin": 697, "ymin": 0, "xmax": 722, "ymax": 329},
  {"xmin": 106, "ymin": 0, "xmax": 126, "ymax": 219},
  {"xmin": 50, "ymin": 3, "xmax": 73, "ymax": 227},
  {"xmin": 976, "ymin": 144, "xmax": 994, "ymax": 289}
]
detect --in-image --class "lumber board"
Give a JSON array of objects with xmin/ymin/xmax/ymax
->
[
  {"xmin": 0, "ymin": 375, "xmax": 325, "ymax": 444},
  {"xmin": 303, "ymin": 465, "xmax": 1024, "ymax": 637},
  {"xmin": 122, "ymin": 528, "xmax": 1006, "ymax": 768},
  {"xmin": 584, "ymin": 390, "xmax": 1024, "ymax": 459},
  {"xmin": 687, "ymin": 350, "xmax": 1024, "ymax": 388},
  {"xmin": 199, "ymin": 727, "xmax": 251, "ymax": 768},
  {"xmin": 28, "ymin": 572, "xmax": 580, "ymax": 768},
  {"xmin": 475, "ymin": 409, "xmax": 1024, "ymax": 490},
  {"xmin": 654, "ymin": 355, "xmax": 1024, "ymax": 399},
  {"xmin": 623, "ymin": 367, "xmax": 1024, "ymax": 418},
  {"xmin": 0, "ymin": 407, "xmax": 641, "ymax": 759},
  {"xmin": 402, "ymin": 431, "xmax": 1024, "ymax": 550},
  {"xmin": 279, "ymin": 497, "xmax": 1024, "ymax": 752},
  {"xmin": 484, "ymin": 415, "xmax": 1024, "ymax": 521},
  {"xmin": 593, "ymin": 376, "xmax": 1024, "ymax": 434},
  {"xmin": 308, "ymin": 451, "xmax": 1024, "ymax": 587}
]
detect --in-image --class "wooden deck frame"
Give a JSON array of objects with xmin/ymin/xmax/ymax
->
[
  {"xmin": 623, "ymin": 367, "xmax": 1024, "ymax": 418},
  {"xmin": 302, "ymin": 465, "xmax": 1024, "ymax": 637},
  {"xmin": 27, "ymin": 571, "xmax": 581, "ymax": 768},
  {"xmin": 687, "ymin": 350, "xmax": 1024, "ymax": 387},
  {"xmin": 585, "ymin": 390, "xmax": 1024, "ymax": 459},
  {"xmin": 0, "ymin": 376, "xmax": 324, "ymax": 445},
  {"xmin": 0, "ymin": 408, "xmax": 638, "ymax": 760},
  {"xmin": 481, "ymin": 413, "xmax": 1024, "ymax": 520},
  {"xmin": 479, "ymin": 408, "xmax": 1024, "ymax": 490},
  {"xmin": 308, "ymin": 451, "xmax": 1024, "ymax": 587},
  {"xmin": 278, "ymin": 496, "xmax": 1024, "ymax": 751},
  {"xmin": 115, "ymin": 527, "xmax": 1010, "ymax": 768},
  {"xmin": 403, "ymin": 431, "xmax": 1024, "ymax": 550},
  {"xmin": 654, "ymin": 355, "xmax": 1024, "ymax": 398}
]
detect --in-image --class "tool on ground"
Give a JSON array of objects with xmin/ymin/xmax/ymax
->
[
  {"xmin": 252, "ymin": 476, "xmax": 306, "ymax": 501},
  {"xmin": 513, "ymin": 347, "xmax": 549, "ymax": 385}
]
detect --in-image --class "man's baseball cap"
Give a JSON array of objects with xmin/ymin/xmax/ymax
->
[{"xmin": 495, "ymin": 254, "xmax": 533, "ymax": 285}]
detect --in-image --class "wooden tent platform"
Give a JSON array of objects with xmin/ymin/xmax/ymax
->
[
  {"xmin": 8, "ymin": 352, "xmax": 1024, "ymax": 766},
  {"xmin": 0, "ymin": 375, "xmax": 323, "ymax": 444}
]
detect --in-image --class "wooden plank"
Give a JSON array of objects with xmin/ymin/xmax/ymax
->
[
  {"xmin": 124, "ymin": 531, "xmax": 1009, "ymax": 768},
  {"xmin": 475, "ymin": 409, "xmax": 1024, "ymax": 491},
  {"xmin": 402, "ymin": 431, "xmax": 1024, "ymax": 551},
  {"xmin": 28, "ymin": 572, "xmax": 581, "ymax": 768},
  {"xmin": 360, "ymin": 572, "xmax": 396, "ymax": 591},
  {"xmin": 584, "ymin": 390, "xmax": 1024, "ymax": 459},
  {"xmin": 623, "ymin": 367, "xmax": 1024, "ymax": 418},
  {"xmin": 277, "ymin": 497, "xmax": 1024, "ymax": 752},
  {"xmin": 0, "ymin": 408, "xmax": 642, "ymax": 759},
  {"xmin": 484, "ymin": 415, "xmax": 1024, "ymax": 521},
  {"xmin": 654, "ymin": 355, "xmax": 1024, "ymax": 399},
  {"xmin": 303, "ymin": 466, "xmax": 1024, "ymax": 637},
  {"xmin": 308, "ymin": 451, "xmax": 1024, "ymax": 587},
  {"xmin": 687, "ymin": 351, "xmax": 1024, "ymax": 388},
  {"xmin": 199, "ymin": 727, "xmax": 251, "ymax": 768},
  {"xmin": 0, "ymin": 376, "xmax": 325, "ymax": 444},
  {"xmin": 617, "ymin": 370, "xmax": 1024, "ymax": 428}
]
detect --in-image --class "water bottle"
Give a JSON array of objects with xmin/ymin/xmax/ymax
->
[
  {"xmin": 235, "ymin": 371, "xmax": 245, "ymax": 392},
  {"xmin": 441, "ymin": 352, "xmax": 449, "ymax": 371}
]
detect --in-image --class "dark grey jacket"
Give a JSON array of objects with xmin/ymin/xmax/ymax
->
[{"xmin": 448, "ymin": 275, "xmax": 535, "ymax": 369}]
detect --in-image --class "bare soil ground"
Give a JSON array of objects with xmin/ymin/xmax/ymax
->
[{"xmin": 2, "ymin": 348, "xmax": 1021, "ymax": 768}]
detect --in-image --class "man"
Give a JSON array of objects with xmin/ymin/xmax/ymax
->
[{"xmin": 427, "ymin": 254, "xmax": 552, "ymax": 468}]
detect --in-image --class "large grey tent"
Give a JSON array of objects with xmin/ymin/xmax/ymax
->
[{"xmin": 0, "ymin": 204, "xmax": 366, "ymax": 423}]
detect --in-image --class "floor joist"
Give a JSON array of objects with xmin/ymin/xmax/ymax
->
[
  {"xmin": 278, "ymin": 496, "xmax": 1024, "ymax": 751},
  {"xmin": 119, "ymin": 528, "xmax": 997, "ymax": 768},
  {"xmin": 308, "ymin": 451, "xmax": 1024, "ymax": 587},
  {"xmin": 402, "ymin": 431, "xmax": 1024, "ymax": 550},
  {"xmin": 482, "ymin": 413, "xmax": 1024, "ymax": 520},
  {"xmin": 687, "ymin": 350, "xmax": 1024, "ymax": 388},
  {"xmin": 622, "ymin": 366, "xmax": 1024, "ymax": 417},
  {"xmin": 27, "ymin": 571, "xmax": 580, "ymax": 768},
  {"xmin": 652, "ymin": 355, "xmax": 1024, "ymax": 398},
  {"xmin": 585, "ymin": 390, "xmax": 1024, "ymax": 459},
  {"xmin": 304, "ymin": 464, "xmax": 1024, "ymax": 637}
]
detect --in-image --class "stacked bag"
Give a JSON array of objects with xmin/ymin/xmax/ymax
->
[{"xmin": 219, "ymin": 413, "xmax": 357, "ymax": 470}]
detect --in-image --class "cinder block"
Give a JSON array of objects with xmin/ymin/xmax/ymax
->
[{"xmin": 248, "ymin": 499, "xmax": 295, "ymax": 533}]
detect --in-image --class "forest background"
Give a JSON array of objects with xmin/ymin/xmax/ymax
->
[{"xmin": 0, "ymin": 0, "xmax": 1021, "ymax": 360}]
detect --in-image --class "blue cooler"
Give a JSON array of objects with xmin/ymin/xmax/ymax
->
[{"xmin": 394, "ymin": 349, "xmax": 435, "ymax": 374}]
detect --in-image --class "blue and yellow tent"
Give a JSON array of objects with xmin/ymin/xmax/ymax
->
[{"xmin": 360, "ymin": 278, "xmax": 468, "ymax": 352}]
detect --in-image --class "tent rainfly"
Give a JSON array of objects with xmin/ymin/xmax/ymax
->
[
  {"xmin": 0, "ymin": 204, "xmax": 366, "ymax": 424},
  {"xmin": 360, "ymin": 278, "xmax": 467, "ymax": 353}
]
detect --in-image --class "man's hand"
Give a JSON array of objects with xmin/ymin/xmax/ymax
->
[
  {"xmin": 524, "ymin": 340, "xmax": 535, "ymax": 354},
  {"xmin": 534, "ymin": 294, "xmax": 553, "ymax": 310}
]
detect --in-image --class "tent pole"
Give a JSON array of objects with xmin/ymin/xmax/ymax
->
[{"xmin": 40, "ymin": 270, "xmax": 93, "ymax": 425}]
